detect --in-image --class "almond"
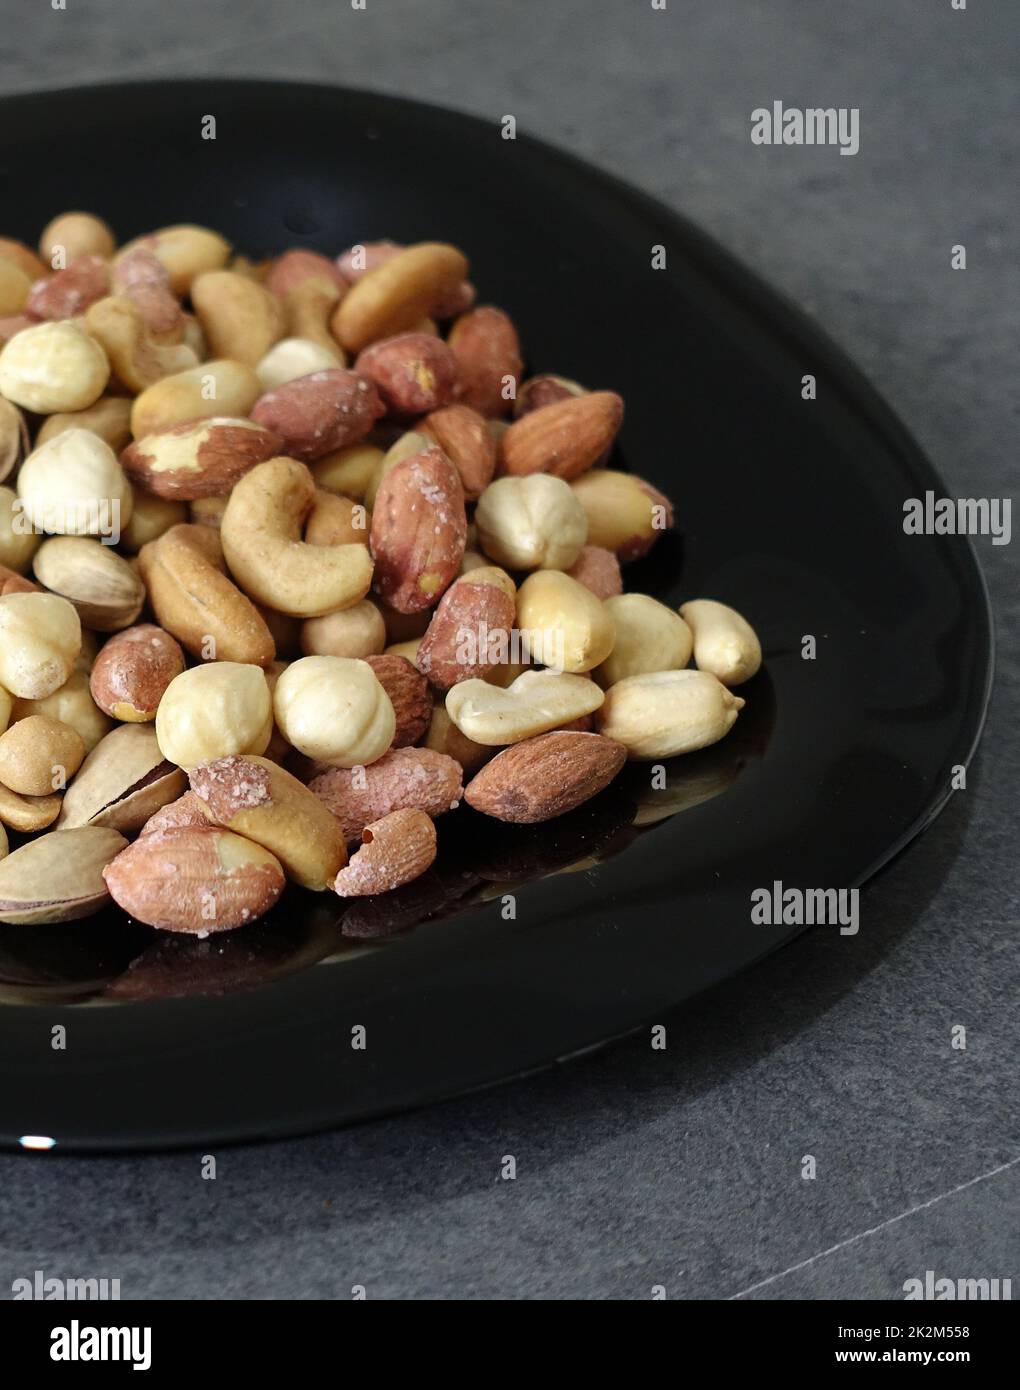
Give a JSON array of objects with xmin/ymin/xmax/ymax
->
[
  {"xmin": 103, "ymin": 824, "xmax": 286, "ymax": 933},
  {"xmin": 420, "ymin": 403, "xmax": 496, "ymax": 499},
  {"xmin": 499, "ymin": 391, "xmax": 623, "ymax": 481},
  {"xmin": 364, "ymin": 653, "xmax": 432, "ymax": 746},
  {"xmin": 370, "ymin": 445, "xmax": 467, "ymax": 613},
  {"xmin": 121, "ymin": 417, "xmax": 281, "ymax": 499},
  {"xmin": 89, "ymin": 623, "xmax": 186, "ymax": 721},
  {"xmin": 565, "ymin": 545, "xmax": 623, "ymax": 599},
  {"xmin": 416, "ymin": 574, "xmax": 516, "ymax": 690},
  {"xmin": 355, "ymin": 332, "xmax": 460, "ymax": 415},
  {"xmin": 332, "ymin": 807, "xmax": 437, "ymax": 896},
  {"xmin": 447, "ymin": 306, "xmax": 523, "ymax": 417},
  {"xmin": 26, "ymin": 255, "xmax": 110, "ymax": 320},
  {"xmin": 309, "ymin": 746, "xmax": 462, "ymax": 843},
  {"xmin": 464, "ymin": 731, "xmax": 626, "ymax": 823},
  {"xmin": 250, "ymin": 368, "xmax": 384, "ymax": 461}
]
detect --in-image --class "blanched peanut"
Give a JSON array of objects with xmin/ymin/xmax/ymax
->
[
  {"xmin": 596, "ymin": 668, "xmax": 743, "ymax": 759},
  {"xmin": 474, "ymin": 474, "xmax": 587, "ymax": 571},
  {"xmin": 120, "ymin": 491, "xmax": 188, "ymax": 552},
  {"xmin": 130, "ymin": 359, "xmax": 260, "ymax": 439},
  {"xmin": 0, "ymin": 256, "xmax": 31, "ymax": 315},
  {"xmin": 0, "ymin": 320, "xmax": 109, "ymax": 413},
  {"xmin": 0, "ymin": 714, "xmax": 85, "ymax": 795},
  {"xmin": 155, "ymin": 662, "xmax": 273, "ymax": 770},
  {"xmin": 12, "ymin": 670, "xmax": 112, "ymax": 752},
  {"xmin": 39, "ymin": 212, "xmax": 116, "ymax": 264},
  {"xmin": 256, "ymin": 336, "xmax": 340, "ymax": 390},
  {"xmin": 273, "ymin": 655, "xmax": 394, "ymax": 767},
  {"xmin": 35, "ymin": 394, "xmax": 133, "ymax": 452},
  {"xmin": 311, "ymin": 443, "xmax": 384, "ymax": 502},
  {"xmin": 115, "ymin": 224, "xmax": 231, "ymax": 296},
  {"xmin": 571, "ymin": 469, "xmax": 673, "ymax": 561},
  {"xmin": 300, "ymin": 599, "xmax": 386, "ymax": 659},
  {"xmin": 680, "ymin": 599, "xmax": 762, "ymax": 687},
  {"xmin": 0, "ymin": 592, "xmax": 81, "ymax": 699},
  {"xmin": 0, "ymin": 485, "xmax": 40, "ymax": 573},
  {"xmin": 305, "ymin": 491, "xmax": 369, "ymax": 548},
  {"xmin": 596, "ymin": 594, "xmax": 692, "ymax": 687},
  {"xmin": 515, "ymin": 570, "xmax": 616, "ymax": 673},
  {"xmin": 446, "ymin": 669, "xmax": 605, "ymax": 745},
  {"xmin": 191, "ymin": 270, "xmax": 285, "ymax": 366},
  {"xmin": 363, "ymin": 430, "xmax": 431, "ymax": 510},
  {"xmin": 16, "ymin": 429, "xmax": 133, "ymax": 537}
]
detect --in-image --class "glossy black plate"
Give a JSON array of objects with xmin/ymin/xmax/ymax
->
[{"xmin": 0, "ymin": 80, "xmax": 992, "ymax": 1151}]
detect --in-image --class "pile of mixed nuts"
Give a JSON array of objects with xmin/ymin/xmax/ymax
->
[{"xmin": 0, "ymin": 214, "xmax": 761, "ymax": 936}]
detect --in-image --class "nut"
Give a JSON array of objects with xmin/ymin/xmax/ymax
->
[
  {"xmin": 513, "ymin": 373, "xmax": 586, "ymax": 418},
  {"xmin": 0, "ymin": 483, "xmax": 38, "ymax": 573},
  {"xmin": 333, "ymin": 242, "xmax": 469, "ymax": 353},
  {"xmin": 0, "ymin": 237, "xmax": 48, "ymax": 280},
  {"xmin": 0, "ymin": 826, "xmax": 127, "ymax": 925},
  {"xmin": 33, "ymin": 536, "xmax": 144, "ymax": 630},
  {"xmin": 570, "ymin": 469, "xmax": 674, "ymax": 561},
  {"xmin": 679, "ymin": 599, "xmax": 762, "ymax": 687},
  {"xmin": 420, "ymin": 403, "xmax": 497, "ymax": 499},
  {"xmin": 17, "ymin": 429, "xmax": 133, "ymax": 538},
  {"xmin": 446, "ymin": 669, "xmax": 605, "ymax": 745},
  {"xmin": 310, "ymin": 746, "xmax": 461, "ymax": 844},
  {"xmin": 130, "ymin": 358, "xmax": 261, "ymax": 439},
  {"xmin": 190, "ymin": 270, "xmax": 286, "ymax": 365},
  {"xmin": 596, "ymin": 593, "xmax": 692, "ymax": 686},
  {"xmin": 138, "ymin": 523, "xmax": 275, "ymax": 666},
  {"xmin": 103, "ymin": 824, "xmax": 284, "ymax": 933},
  {"xmin": 110, "ymin": 247, "xmax": 184, "ymax": 341},
  {"xmin": 355, "ymin": 332, "xmax": 460, "ymax": 415},
  {"xmin": 115, "ymin": 224, "xmax": 232, "ymax": 296},
  {"xmin": 464, "ymin": 730, "xmax": 626, "ymax": 823},
  {"xmin": 0, "ymin": 591, "xmax": 81, "ymax": 698},
  {"xmin": 0, "ymin": 782, "xmax": 62, "ymax": 832},
  {"xmin": 273, "ymin": 655, "xmax": 394, "ymax": 767},
  {"xmin": 311, "ymin": 443, "xmax": 384, "ymax": 501},
  {"xmin": 332, "ymin": 807, "xmax": 437, "ymax": 897},
  {"xmin": 265, "ymin": 249, "xmax": 347, "ymax": 299},
  {"xmin": 35, "ymin": 394, "xmax": 133, "ymax": 452},
  {"xmin": 300, "ymin": 598, "xmax": 385, "ymax": 658},
  {"xmin": 363, "ymin": 653, "xmax": 432, "ymax": 746},
  {"xmin": 499, "ymin": 391, "xmax": 623, "ymax": 480},
  {"xmin": 369, "ymin": 446, "xmax": 467, "ymax": 613},
  {"xmin": 447, "ymin": 306, "xmax": 523, "ymax": 417},
  {"xmin": 84, "ymin": 296, "xmax": 197, "ymax": 393},
  {"xmin": 155, "ymin": 662, "xmax": 273, "ymax": 770},
  {"xmin": 220, "ymin": 457, "xmax": 374, "ymax": 617},
  {"xmin": 89, "ymin": 624, "xmax": 186, "ymax": 721},
  {"xmin": 189, "ymin": 754, "xmax": 346, "ymax": 891},
  {"xmin": 282, "ymin": 278, "xmax": 346, "ymax": 358},
  {"xmin": 138, "ymin": 790, "xmax": 208, "ymax": 836},
  {"xmin": 57, "ymin": 722, "xmax": 186, "ymax": 831},
  {"xmin": 416, "ymin": 568, "xmax": 517, "ymax": 689},
  {"xmin": 515, "ymin": 570, "xmax": 616, "ymax": 673},
  {"xmin": 121, "ymin": 417, "xmax": 281, "ymax": 500},
  {"xmin": 249, "ymin": 369, "xmax": 384, "ymax": 462},
  {"xmin": 423, "ymin": 704, "xmax": 492, "ymax": 774},
  {"xmin": 474, "ymin": 473, "xmax": 587, "ymax": 571},
  {"xmin": 364, "ymin": 428, "xmax": 432, "ymax": 510},
  {"xmin": 0, "ymin": 714, "xmax": 85, "ymax": 794},
  {"xmin": 565, "ymin": 545, "xmax": 623, "ymax": 599},
  {"xmin": 305, "ymin": 490, "xmax": 370, "ymax": 548},
  {"xmin": 0, "ymin": 256, "xmax": 32, "ymax": 315},
  {"xmin": 256, "ymin": 337, "xmax": 341, "ymax": 390},
  {"xmin": 0, "ymin": 398, "xmax": 29, "ymax": 483},
  {"xmin": 595, "ymin": 668, "xmax": 744, "ymax": 758},
  {"xmin": 120, "ymin": 491, "xmax": 187, "ymax": 552},
  {"xmin": 40, "ymin": 212, "xmax": 116, "ymax": 265},
  {"xmin": 337, "ymin": 243, "xmax": 473, "ymax": 318},
  {"xmin": 0, "ymin": 320, "xmax": 109, "ymax": 412},
  {"xmin": 13, "ymin": 669, "xmax": 112, "ymax": 752},
  {"xmin": 26, "ymin": 254, "xmax": 110, "ymax": 320}
]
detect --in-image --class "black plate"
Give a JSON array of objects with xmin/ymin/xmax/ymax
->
[{"xmin": 0, "ymin": 80, "xmax": 992, "ymax": 1152}]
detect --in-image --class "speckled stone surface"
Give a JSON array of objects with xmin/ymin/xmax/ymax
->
[{"xmin": 0, "ymin": 0, "xmax": 1016, "ymax": 1299}]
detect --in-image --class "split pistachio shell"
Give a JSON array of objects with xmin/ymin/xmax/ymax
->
[
  {"xmin": 596, "ymin": 668, "xmax": 744, "ymax": 759},
  {"xmin": 57, "ymin": 722, "xmax": 186, "ymax": 832},
  {"xmin": 0, "ymin": 826, "xmax": 127, "ymax": 924},
  {"xmin": 679, "ymin": 599, "xmax": 762, "ymax": 687}
]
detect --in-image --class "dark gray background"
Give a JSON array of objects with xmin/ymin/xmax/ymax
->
[{"xmin": 1, "ymin": 0, "xmax": 1017, "ymax": 1300}]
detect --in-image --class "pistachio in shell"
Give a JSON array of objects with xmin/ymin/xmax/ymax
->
[
  {"xmin": 56, "ymin": 723, "xmax": 186, "ymax": 834},
  {"xmin": 0, "ymin": 826, "xmax": 127, "ymax": 925}
]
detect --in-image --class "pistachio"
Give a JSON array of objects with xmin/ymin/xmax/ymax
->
[
  {"xmin": 56, "ymin": 722, "xmax": 186, "ymax": 833},
  {"xmin": 0, "ymin": 826, "xmax": 127, "ymax": 924},
  {"xmin": 33, "ymin": 536, "xmax": 145, "ymax": 631}
]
